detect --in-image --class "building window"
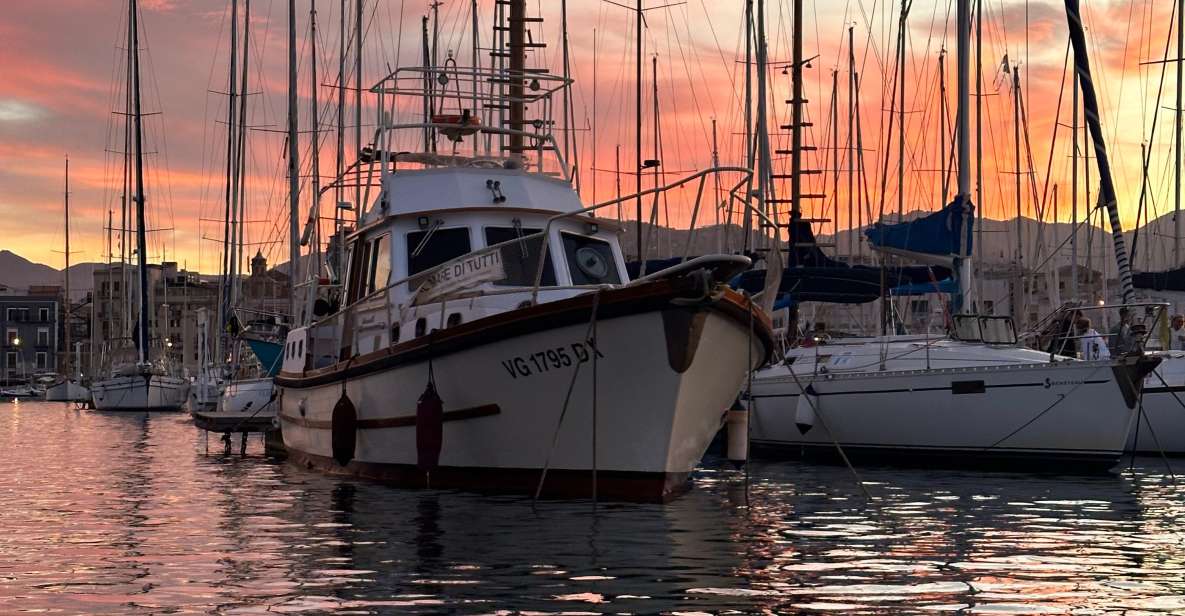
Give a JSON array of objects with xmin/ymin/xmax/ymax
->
[
  {"xmin": 38, "ymin": 307, "xmax": 49, "ymax": 322},
  {"xmin": 5, "ymin": 351, "xmax": 16, "ymax": 371},
  {"xmin": 5, "ymin": 308, "xmax": 17, "ymax": 322},
  {"xmin": 35, "ymin": 352, "xmax": 47, "ymax": 370},
  {"xmin": 5, "ymin": 328, "xmax": 16, "ymax": 345},
  {"xmin": 910, "ymin": 300, "xmax": 930, "ymax": 316},
  {"xmin": 36, "ymin": 328, "xmax": 49, "ymax": 347}
]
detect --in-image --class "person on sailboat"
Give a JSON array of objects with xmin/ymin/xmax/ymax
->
[
  {"xmin": 1110, "ymin": 308, "xmax": 1136, "ymax": 354},
  {"xmin": 1170, "ymin": 314, "xmax": 1185, "ymax": 351},
  {"xmin": 1077, "ymin": 318, "xmax": 1110, "ymax": 360}
]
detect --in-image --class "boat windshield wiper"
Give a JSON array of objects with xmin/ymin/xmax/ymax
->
[
  {"xmin": 411, "ymin": 219, "xmax": 444, "ymax": 257},
  {"xmin": 512, "ymin": 217, "xmax": 529, "ymax": 258}
]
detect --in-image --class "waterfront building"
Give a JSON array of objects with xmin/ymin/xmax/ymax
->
[{"xmin": 0, "ymin": 292, "xmax": 59, "ymax": 384}]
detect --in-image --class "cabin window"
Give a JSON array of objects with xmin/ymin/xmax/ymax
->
[
  {"xmin": 345, "ymin": 240, "xmax": 369, "ymax": 304},
  {"xmin": 407, "ymin": 227, "xmax": 472, "ymax": 275},
  {"xmin": 446, "ymin": 312, "xmax": 462, "ymax": 328},
  {"xmin": 562, "ymin": 233, "xmax": 621, "ymax": 285},
  {"xmin": 483, "ymin": 226, "xmax": 556, "ymax": 286},
  {"xmin": 367, "ymin": 234, "xmax": 392, "ymax": 294}
]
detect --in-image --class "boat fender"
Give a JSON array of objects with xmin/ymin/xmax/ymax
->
[
  {"xmin": 331, "ymin": 392, "xmax": 357, "ymax": 466},
  {"xmin": 795, "ymin": 384, "xmax": 818, "ymax": 435},
  {"xmin": 416, "ymin": 381, "xmax": 444, "ymax": 471},
  {"xmin": 725, "ymin": 398, "xmax": 749, "ymax": 465}
]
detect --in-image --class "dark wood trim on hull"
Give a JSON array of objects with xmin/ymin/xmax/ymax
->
[
  {"xmin": 286, "ymin": 449, "xmax": 693, "ymax": 503},
  {"xmin": 750, "ymin": 441, "xmax": 1124, "ymax": 474},
  {"xmin": 91, "ymin": 407, "xmax": 187, "ymax": 413},
  {"xmin": 277, "ymin": 278, "xmax": 773, "ymax": 390}
]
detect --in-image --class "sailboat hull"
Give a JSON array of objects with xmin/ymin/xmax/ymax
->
[
  {"xmin": 92, "ymin": 375, "xmax": 189, "ymax": 412},
  {"xmin": 219, "ymin": 377, "xmax": 275, "ymax": 414},
  {"xmin": 750, "ymin": 358, "xmax": 1152, "ymax": 471},
  {"xmin": 1130, "ymin": 353, "xmax": 1185, "ymax": 454},
  {"xmin": 44, "ymin": 380, "xmax": 90, "ymax": 402}
]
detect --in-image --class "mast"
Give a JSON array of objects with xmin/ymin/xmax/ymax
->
[
  {"xmin": 939, "ymin": 48, "xmax": 948, "ymax": 203},
  {"xmin": 848, "ymin": 25, "xmax": 856, "ymax": 258},
  {"xmin": 508, "ymin": 0, "xmax": 527, "ymax": 157},
  {"xmin": 129, "ymin": 0, "xmax": 150, "ymax": 364},
  {"xmin": 743, "ymin": 0, "xmax": 753, "ymax": 252},
  {"xmin": 786, "ymin": 0, "xmax": 798, "ymax": 229},
  {"xmin": 1064, "ymin": 0, "xmax": 1135, "ymax": 304},
  {"xmin": 975, "ymin": 0, "xmax": 983, "ymax": 309},
  {"xmin": 712, "ymin": 117, "xmax": 722, "ymax": 253},
  {"xmin": 1071, "ymin": 62, "xmax": 1078, "ymax": 299},
  {"xmin": 63, "ymin": 156, "xmax": 71, "ymax": 377},
  {"xmin": 219, "ymin": 0, "xmax": 239, "ymax": 361},
  {"xmin": 635, "ymin": 0, "xmax": 644, "ymax": 260},
  {"xmin": 1013, "ymin": 67, "xmax": 1023, "ymax": 318},
  {"xmin": 354, "ymin": 0, "xmax": 362, "ymax": 219},
  {"xmin": 955, "ymin": 0, "xmax": 971, "ymax": 312},
  {"xmin": 288, "ymin": 0, "xmax": 300, "ymax": 321},
  {"xmin": 896, "ymin": 2, "xmax": 907, "ymax": 223},
  {"xmin": 561, "ymin": 0, "xmax": 570, "ymax": 165},
  {"xmin": 592, "ymin": 27, "xmax": 598, "ymax": 202},
  {"xmin": 308, "ymin": 0, "xmax": 322, "ymax": 276},
  {"xmin": 236, "ymin": 0, "xmax": 251, "ymax": 312},
  {"xmin": 831, "ymin": 69, "xmax": 839, "ymax": 244},
  {"xmin": 334, "ymin": 0, "xmax": 347, "ymax": 282},
  {"xmin": 1177, "ymin": 0, "xmax": 1183, "ymax": 267}
]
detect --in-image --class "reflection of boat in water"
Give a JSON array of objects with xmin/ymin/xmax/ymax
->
[{"xmin": 264, "ymin": 472, "xmax": 749, "ymax": 614}]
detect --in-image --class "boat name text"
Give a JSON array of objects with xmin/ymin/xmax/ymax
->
[{"xmin": 501, "ymin": 342, "xmax": 605, "ymax": 379}]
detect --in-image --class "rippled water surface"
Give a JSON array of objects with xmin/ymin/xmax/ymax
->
[{"xmin": 2, "ymin": 401, "xmax": 1184, "ymax": 614}]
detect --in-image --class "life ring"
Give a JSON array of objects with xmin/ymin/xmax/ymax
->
[{"xmin": 433, "ymin": 113, "xmax": 481, "ymax": 142}]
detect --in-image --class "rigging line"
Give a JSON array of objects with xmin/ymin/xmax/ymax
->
[{"xmin": 1130, "ymin": 0, "xmax": 1178, "ymax": 265}]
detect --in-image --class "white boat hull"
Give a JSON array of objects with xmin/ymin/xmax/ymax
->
[
  {"xmin": 277, "ymin": 285, "xmax": 769, "ymax": 501},
  {"xmin": 1132, "ymin": 352, "xmax": 1185, "ymax": 454},
  {"xmin": 219, "ymin": 377, "xmax": 276, "ymax": 415},
  {"xmin": 187, "ymin": 378, "xmax": 221, "ymax": 412},
  {"xmin": 92, "ymin": 375, "xmax": 189, "ymax": 411},
  {"xmin": 44, "ymin": 380, "xmax": 90, "ymax": 402},
  {"xmin": 750, "ymin": 358, "xmax": 1152, "ymax": 470}
]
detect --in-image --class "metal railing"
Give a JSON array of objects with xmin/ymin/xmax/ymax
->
[{"xmin": 303, "ymin": 166, "xmax": 763, "ymax": 364}]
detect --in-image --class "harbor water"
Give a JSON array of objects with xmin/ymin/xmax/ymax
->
[{"xmin": 1, "ymin": 401, "xmax": 1184, "ymax": 614}]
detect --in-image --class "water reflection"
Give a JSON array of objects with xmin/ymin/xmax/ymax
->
[{"xmin": 0, "ymin": 402, "xmax": 1182, "ymax": 614}]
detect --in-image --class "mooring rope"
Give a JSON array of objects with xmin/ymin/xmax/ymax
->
[
  {"xmin": 534, "ymin": 289, "xmax": 603, "ymax": 502},
  {"xmin": 782, "ymin": 366, "xmax": 874, "ymax": 502}
]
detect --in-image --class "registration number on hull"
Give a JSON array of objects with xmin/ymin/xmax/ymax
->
[{"xmin": 501, "ymin": 342, "xmax": 605, "ymax": 379}]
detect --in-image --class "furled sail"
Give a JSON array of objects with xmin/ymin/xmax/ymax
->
[{"xmin": 863, "ymin": 195, "xmax": 974, "ymax": 266}]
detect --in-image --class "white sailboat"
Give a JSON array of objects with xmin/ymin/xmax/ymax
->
[
  {"xmin": 747, "ymin": 0, "xmax": 1161, "ymax": 470},
  {"xmin": 91, "ymin": 0, "xmax": 188, "ymax": 412},
  {"xmin": 274, "ymin": 1, "xmax": 772, "ymax": 501}
]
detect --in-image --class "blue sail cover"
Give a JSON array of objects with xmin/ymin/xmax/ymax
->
[
  {"xmin": 244, "ymin": 337, "xmax": 283, "ymax": 377},
  {"xmin": 864, "ymin": 195, "xmax": 974, "ymax": 266},
  {"xmin": 1134, "ymin": 268, "xmax": 1185, "ymax": 292},
  {"xmin": 890, "ymin": 277, "xmax": 958, "ymax": 296}
]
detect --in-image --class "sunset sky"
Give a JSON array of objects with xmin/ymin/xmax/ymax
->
[{"xmin": 0, "ymin": 0, "xmax": 1179, "ymax": 274}]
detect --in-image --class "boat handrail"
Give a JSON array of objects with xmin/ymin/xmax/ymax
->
[{"xmin": 310, "ymin": 166, "xmax": 759, "ymax": 347}]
